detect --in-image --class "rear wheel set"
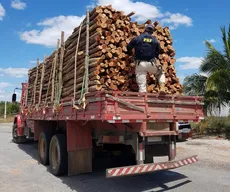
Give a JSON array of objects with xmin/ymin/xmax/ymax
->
[
  {"xmin": 38, "ymin": 132, "xmax": 68, "ymax": 176},
  {"xmin": 38, "ymin": 132, "xmax": 52, "ymax": 165},
  {"xmin": 49, "ymin": 134, "xmax": 68, "ymax": 176}
]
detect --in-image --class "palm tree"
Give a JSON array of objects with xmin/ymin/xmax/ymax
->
[
  {"xmin": 183, "ymin": 74, "xmax": 223, "ymax": 115},
  {"xmin": 183, "ymin": 73, "xmax": 207, "ymax": 96},
  {"xmin": 183, "ymin": 73, "xmax": 213, "ymax": 115},
  {"xmin": 183, "ymin": 25, "xmax": 230, "ymax": 115},
  {"xmin": 200, "ymin": 25, "xmax": 230, "ymax": 111}
]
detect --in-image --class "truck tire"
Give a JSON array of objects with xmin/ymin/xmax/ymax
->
[
  {"xmin": 12, "ymin": 124, "xmax": 26, "ymax": 144},
  {"xmin": 49, "ymin": 134, "xmax": 68, "ymax": 176},
  {"xmin": 38, "ymin": 132, "xmax": 52, "ymax": 165}
]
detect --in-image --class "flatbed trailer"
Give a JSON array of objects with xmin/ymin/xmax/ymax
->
[{"xmin": 11, "ymin": 83, "xmax": 204, "ymax": 178}]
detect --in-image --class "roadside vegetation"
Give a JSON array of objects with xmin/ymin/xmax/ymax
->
[
  {"xmin": 0, "ymin": 102, "xmax": 19, "ymax": 123},
  {"xmin": 191, "ymin": 117, "xmax": 230, "ymax": 139},
  {"xmin": 183, "ymin": 25, "xmax": 230, "ymax": 139}
]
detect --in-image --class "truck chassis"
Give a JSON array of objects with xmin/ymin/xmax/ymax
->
[{"xmin": 12, "ymin": 88, "xmax": 204, "ymax": 178}]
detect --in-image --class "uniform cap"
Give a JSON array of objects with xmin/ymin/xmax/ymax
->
[{"xmin": 145, "ymin": 24, "xmax": 154, "ymax": 31}]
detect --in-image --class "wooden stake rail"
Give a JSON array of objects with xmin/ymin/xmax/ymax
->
[{"xmin": 26, "ymin": 5, "xmax": 182, "ymax": 108}]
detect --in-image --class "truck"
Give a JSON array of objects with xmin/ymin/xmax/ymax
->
[
  {"xmin": 176, "ymin": 122, "xmax": 193, "ymax": 141},
  {"xmin": 11, "ymin": 6, "xmax": 204, "ymax": 178},
  {"xmin": 11, "ymin": 82, "xmax": 204, "ymax": 178}
]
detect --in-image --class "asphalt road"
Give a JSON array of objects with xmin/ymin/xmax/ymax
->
[{"xmin": 0, "ymin": 122, "xmax": 230, "ymax": 192}]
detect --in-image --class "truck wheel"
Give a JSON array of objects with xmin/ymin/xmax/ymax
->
[
  {"xmin": 38, "ymin": 132, "xmax": 52, "ymax": 165},
  {"xmin": 12, "ymin": 124, "xmax": 26, "ymax": 144},
  {"xmin": 49, "ymin": 134, "xmax": 68, "ymax": 176},
  {"xmin": 12, "ymin": 124, "xmax": 18, "ymax": 142}
]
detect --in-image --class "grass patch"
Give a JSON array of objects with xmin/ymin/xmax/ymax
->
[{"xmin": 0, "ymin": 116, "xmax": 14, "ymax": 123}]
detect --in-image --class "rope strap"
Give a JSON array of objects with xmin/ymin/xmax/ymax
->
[{"xmin": 75, "ymin": 10, "xmax": 90, "ymax": 109}]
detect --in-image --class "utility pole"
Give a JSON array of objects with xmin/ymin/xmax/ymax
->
[
  {"xmin": 4, "ymin": 89, "xmax": 7, "ymax": 120},
  {"xmin": 4, "ymin": 99, "xmax": 6, "ymax": 119}
]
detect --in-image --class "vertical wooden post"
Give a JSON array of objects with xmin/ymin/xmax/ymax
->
[
  {"xmin": 84, "ymin": 9, "xmax": 90, "ymax": 93},
  {"xmin": 25, "ymin": 72, "xmax": 29, "ymax": 106},
  {"xmin": 33, "ymin": 58, "xmax": 39, "ymax": 105},
  {"xmin": 45, "ymin": 55, "xmax": 54, "ymax": 105},
  {"xmin": 51, "ymin": 39, "xmax": 60, "ymax": 103},
  {"xmin": 38, "ymin": 54, "xmax": 46, "ymax": 106},
  {"xmin": 58, "ymin": 31, "xmax": 65, "ymax": 101}
]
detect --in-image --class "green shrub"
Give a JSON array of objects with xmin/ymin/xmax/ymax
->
[
  {"xmin": 0, "ymin": 101, "xmax": 20, "ymax": 116},
  {"xmin": 224, "ymin": 119, "xmax": 230, "ymax": 139},
  {"xmin": 199, "ymin": 121, "xmax": 209, "ymax": 134},
  {"xmin": 191, "ymin": 121, "xmax": 208, "ymax": 134},
  {"xmin": 192, "ymin": 117, "xmax": 230, "ymax": 139},
  {"xmin": 206, "ymin": 116, "xmax": 226, "ymax": 134}
]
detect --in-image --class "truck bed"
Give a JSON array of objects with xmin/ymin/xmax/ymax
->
[{"xmin": 25, "ymin": 91, "xmax": 204, "ymax": 123}]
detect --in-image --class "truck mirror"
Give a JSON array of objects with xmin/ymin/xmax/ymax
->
[{"xmin": 12, "ymin": 93, "xmax": 17, "ymax": 103}]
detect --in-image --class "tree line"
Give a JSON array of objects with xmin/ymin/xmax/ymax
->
[{"xmin": 0, "ymin": 101, "xmax": 20, "ymax": 116}]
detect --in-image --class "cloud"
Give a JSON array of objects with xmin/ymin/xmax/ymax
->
[
  {"xmin": 97, "ymin": 1, "xmax": 192, "ymax": 28},
  {"xmin": 0, "ymin": 82, "xmax": 23, "ymax": 101},
  {"xmin": 97, "ymin": 0, "xmax": 163, "ymax": 21},
  {"xmin": 20, "ymin": 15, "xmax": 85, "ymax": 47},
  {"xmin": 0, "ymin": 88, "xmax": 21, "ymax": 102},
  {"xmin": 28, "ymin": 60, "xmax": 42, "ymax": 68},
  {"xmin": 203, "ymin": 39, "xmax": 216, "ymax": 43},
  {"xmin": 0, "ymin": 68, "xmax": 28, "ymax": 78},
  {"xmin": 29, "ymin": 60, "xmax": 38, "ymax": 64},
  {"xmin": 0, "ymin": 82, "xmax": 11, "ymax": 90},
  {"xmin": 0, "ymin": 82, "xmax": 13, "ymax": 101},
  {"xmin": 97, "ymin": 0, "xmax": 192, "ymax": 27},
  {"xmin": 161, "ymin": 12, "xmax": 192, "ymax": 29},
  {"xmin": 177, "ymin": 57, "xmax": 203, "ymax": 70},
  {"xmin": 0, "ymin": 3, "xmax": 6, "ymax": 20},
  {"xmin": 11, "ymin": 0, "xmax": 27, "ymax": 10},
  {"xmin": 20, "ymin": 1, "xmax": 193, "ymax": 47},
  {"xmin": 26, "ymin": 22, "xmax": 31, "ymax": 27},
  {"xmin": 178, "ymin": 75, "xmax": 185, "ymax": 83}
]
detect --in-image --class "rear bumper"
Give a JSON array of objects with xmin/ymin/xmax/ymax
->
[
  {"xmin": 178, "ymin": 128, "xmax": 191, "ymax": 134},
  {"xmin": 106, "ymin": 155, "xmax": 198, "ymax": 178}
]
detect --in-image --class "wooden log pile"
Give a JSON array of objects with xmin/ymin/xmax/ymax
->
[
  {"xmin": 26, "ymin": 5, "xmax": 182, "ymax": 107},
  {"xmin": 27, "ymin": 52, "xmax": 57, "ymax": 106},
  {"xmin": 61, "ymin": 6, "xmax": 138, "ymax": 99},
  {"xmin": 27, "ymin": 59, "xmax": 43, "ymax": 105}
]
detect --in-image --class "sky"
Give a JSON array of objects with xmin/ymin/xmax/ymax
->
[{"xmin": 0, "ymin": 0, "xmax": 229, "ymax": 101}]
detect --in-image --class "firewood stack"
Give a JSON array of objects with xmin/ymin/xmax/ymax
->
[
  {"xmin": 61, "ymin": 5, "xmax": 138, "ymax": 99},
  {"xmin": 27, "ymin": 52, "xmax": 57, "ymax": 106},
  {"xmin": 40, "ymin": 52, "xmax": 57, "ymax": 102},
  {"xmin": 26, "ymin": 5, "xmax": 182, "ymax": 107},
  {"xmin": 27, "ymin": 61, "xmax": 43, "ymax": 105}
]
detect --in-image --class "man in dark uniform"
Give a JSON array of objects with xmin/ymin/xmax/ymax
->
[{"xmin": 127, "ymin": 24, "xmax": 166, "ymax": 93}]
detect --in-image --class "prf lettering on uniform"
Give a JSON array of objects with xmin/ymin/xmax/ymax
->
[{"xmin": 143, "ymin": 38, "xmax": 152, "ymax": 43}]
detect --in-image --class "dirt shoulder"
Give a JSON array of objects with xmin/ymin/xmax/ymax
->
[
  {"xmin": 176, "ymin": 138, "xmax": 230, "ymax": 170},
  {"xmin": 0, "ymin": 116, "xmax": 14, "ymax": 123}
]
